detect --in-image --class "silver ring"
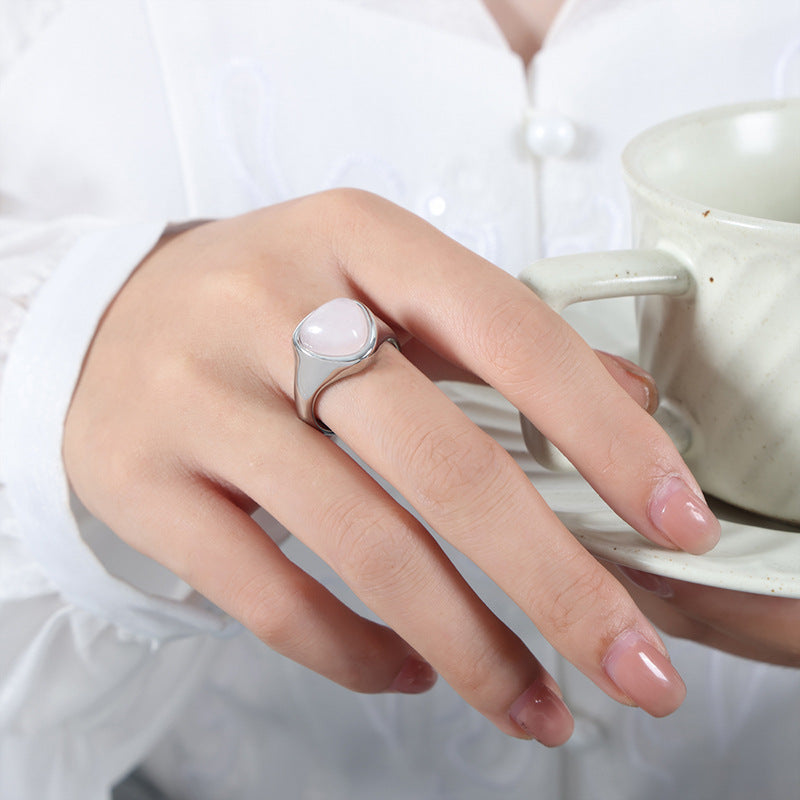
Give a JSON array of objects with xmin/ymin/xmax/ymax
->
[{"xmin": 293, "ymin": 298, "xmax": 400, "ymax": 434}]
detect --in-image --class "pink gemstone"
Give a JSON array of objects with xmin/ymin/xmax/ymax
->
[{"xmin": 298, "ymin": 298, "xmax": 370, "ymax": 357}]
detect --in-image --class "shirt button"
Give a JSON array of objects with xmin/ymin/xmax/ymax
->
[{"xmin": 524, "ymin": 109, "xmax": 577, "ymax": 158}]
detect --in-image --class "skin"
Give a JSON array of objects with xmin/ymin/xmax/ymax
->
[
  {"xmin": 616, "ymin": 567, "xmax": 800, "ymax": 667},
  {"xmin": 63, "ymin": 191, "xmax": 718, "ymax": 744},
  {"xmin": 483, "ymin": 0, "xmax": 565, "ymax": 62},
  {"xmin": 486, "ymin": 0, "xmax": 800, "ymax": 674}
]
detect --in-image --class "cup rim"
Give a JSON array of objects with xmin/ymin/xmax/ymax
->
[{"xmin": 622, "ymin": 98, "xmax": 800, "ymax": 233}]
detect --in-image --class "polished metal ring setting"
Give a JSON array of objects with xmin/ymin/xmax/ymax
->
[{"xmin": 293, "ymin": 297, "xmax": 400, "ymax": 434}]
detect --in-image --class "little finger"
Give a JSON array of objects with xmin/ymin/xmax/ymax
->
[{"xmin": 112, "ymin": 473, "xmax": 441, "ymax": 696}]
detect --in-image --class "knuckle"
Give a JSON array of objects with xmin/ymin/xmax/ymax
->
[
  {"xmin": 404, "ymin": 421, "xmax": 507, "ymax": 523},
  {"xmin": 316, "ymin": 188, "xmax": 386, "ymax": 241},
  {"xmin": 594, "ymin": 426, "xmax": 635, "ymax": 478},
  {"xmin": 453, "ymin": 639, "xmax": 510, "ymax": 700},
  {"xmin": 312, "ymin": 188, "xmax": 410, "ymax": 275},
  {"xmin": 327, "ymin": 502, "xmax": 422, "ymax": 601},
  {"xmin": 237, "ymin": 573, "xmax": 312, "ymax": 652},
  {"xmin": 541, "ymin": 557, "xmax": 620, "ymax": 641},
  {"xmin": 605, "ymin": 431, "xmax": 668, "ymax": 488},
  {"xmin": 194, "ymin": 263, "xmax": 267, "ymax": 324},
  {"xmin": 318, "ymin": 186, "xmax": 384, "ymax": 213},
  {"xmin": 471, "ymin": 293, "xmax": 577, "ymax": 394}
]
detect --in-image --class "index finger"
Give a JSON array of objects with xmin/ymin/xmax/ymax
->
[{"xmin": 327, "ymin": 190, "xmax": 720, "ymax": 555}]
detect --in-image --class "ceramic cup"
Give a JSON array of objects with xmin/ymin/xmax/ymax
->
[{"xmin": 519, "ymin": 99, "xmax": 800, "ymax": 524}]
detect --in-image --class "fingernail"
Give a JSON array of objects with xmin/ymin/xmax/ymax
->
[
  {"xmin": 648, "ymin": 476, "xmax": 721, "ymax": 554},
  {"xmin": 389, "ymin": 655, "xmax": 438, "ymax": 694},
  {"xmin": 509, "ymin": 681, "xmax": 574, "ymax": 746},
  {"xmin": 602, "ymin": 630, "xmax": 686, "ymax": 717},
  {"xmin": 618, "ymin": 566, "xmax": 674, "ymax": 598},
  {"xmin": 612, "ymin": 354, "xmax": 659, "ymax": 414}
]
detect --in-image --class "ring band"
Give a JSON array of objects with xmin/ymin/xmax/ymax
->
[{"xmin": 293, "ymin": 297, "xmax": 400, "ymax": 434}]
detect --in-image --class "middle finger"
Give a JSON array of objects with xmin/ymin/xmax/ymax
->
[{"xmin": 311, "ymin": 343, "xmax": 687, "ymax": 717}]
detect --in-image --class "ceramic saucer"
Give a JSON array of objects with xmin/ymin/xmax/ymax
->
[
  {"xmin": 444, "ymin": 381, "xmax": 800, "ymax": 599},
  {"xmin": 549, "ymin": 486, "xmax": 800, "ymax": 598}
]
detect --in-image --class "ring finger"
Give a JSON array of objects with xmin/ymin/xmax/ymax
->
[{"xmin": 198, "ymin": 393, "xmax": 575, "ymax": 744}]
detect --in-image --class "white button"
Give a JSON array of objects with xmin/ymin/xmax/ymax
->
[{"xmin": 524, "ymin": 109, "xmax": 577, "ymax": 158}]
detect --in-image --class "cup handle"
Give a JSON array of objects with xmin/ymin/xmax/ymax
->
[{"xmin": 518, "ymin": 249, "xmax": 693, "ymax": 471}]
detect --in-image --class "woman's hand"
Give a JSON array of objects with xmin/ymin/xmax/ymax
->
[
  {"xmin": 617, "ymin": 567, "xmax": 800, "ymax": 666},
  {"xmin": 63, "ymin": 190, "xmax": 719, "ymax": 746}
]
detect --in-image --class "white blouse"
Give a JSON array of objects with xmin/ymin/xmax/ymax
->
[{"xmin": 0, "ymin": 1, "xmax": 799, "ymax": 798}]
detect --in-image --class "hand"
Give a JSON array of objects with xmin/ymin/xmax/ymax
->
[
  {"xmin": 617, "ymin": 566, "xmax": 800, "ymax": 666},
  {"xmin": 63, "ymin": 190, "xmax": 720, "ymax": 746}
]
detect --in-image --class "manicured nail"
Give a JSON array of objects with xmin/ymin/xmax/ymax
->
[
  {"xmin": 509, "ymin": 681, "xmax": 574, "ymax": 746},
  {"xmin": 618, "ymin": 566, "xmax": 674, "ymax": 598},
  {"xmin": 602, "ymin": 630, "xmax": 686, "ymax": 717},
  {"xmin": 648, "ymin": 476, "xmax": 720, "ymax": 554},
  {"xmin": 389, "ymin": 655, "xmax": 438, "ymax": 694}
]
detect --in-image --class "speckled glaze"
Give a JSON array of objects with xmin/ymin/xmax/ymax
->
[{"xmin": 520, "ymin": 100, "xmax": 800, "ymax": 523}]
